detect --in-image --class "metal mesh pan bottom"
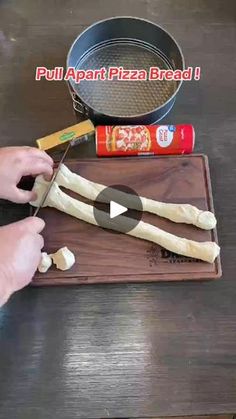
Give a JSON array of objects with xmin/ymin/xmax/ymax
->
[
  {"xmin": 77, "ymin": 41, "xmax": 177, "ymax": 117},
  {"xmin": 67, "ymin": 17, "xmax": 184, "ymax": 124}
]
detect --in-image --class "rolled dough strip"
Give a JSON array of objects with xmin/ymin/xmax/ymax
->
[
  {"xmin": 56, "ymin": 164, "xmax": 216, "ymax": 230},
  {"xmin": 30, "ymin": 176, "xmax": 220, "ymax": 263}
]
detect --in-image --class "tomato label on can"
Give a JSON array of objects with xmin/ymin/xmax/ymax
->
[{"xmin": 107, "ymin": 126, "xmax": 151, "ymax": 152}]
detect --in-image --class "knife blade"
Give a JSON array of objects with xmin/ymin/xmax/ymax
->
[{"xmin": 33, "ymin": 141, "xmax": 71, "ymax": 217}]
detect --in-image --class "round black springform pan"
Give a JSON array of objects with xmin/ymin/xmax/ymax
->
[{"xmin": 67, "ymin": 17, "xmax": 184, "ymax": 125}]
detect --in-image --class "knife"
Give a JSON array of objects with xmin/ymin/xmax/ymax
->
[{"xmin": 33, "ymin": 141, "xmax": 71, "ymax": 217}]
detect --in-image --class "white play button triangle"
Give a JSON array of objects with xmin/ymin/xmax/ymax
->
[
  {"xmin": 94, "ymin": 185, "xmax": 143, "ymax": 233},
  {"xmin": 110, "ymin": 200, "xmax": 127, "ymax": 219}
]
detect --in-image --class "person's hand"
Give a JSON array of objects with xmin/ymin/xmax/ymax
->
[
  {"xmin": 0, "ymin": 217, "xmax": 45, "ymax": 306},
  {"xmin": 0, "ymin": 146, "xmax": 53, "ymax": 203}
]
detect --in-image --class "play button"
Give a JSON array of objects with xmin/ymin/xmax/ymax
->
[
  {"xmin": 110, "ymin": 201, "xmax": 127, "ymax": 219},
  {"xmin": 93, "ymin": 184, "xmax": 143, "ymax": 234}
]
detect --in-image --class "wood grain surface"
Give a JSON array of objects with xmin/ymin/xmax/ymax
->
[
  {"xmin": 0, "ymin": 1, "xmax": 236, "ymax": 419},
  {"xmin": 33, "ymin": 155, "xmax": 221, "ymax": 285}
]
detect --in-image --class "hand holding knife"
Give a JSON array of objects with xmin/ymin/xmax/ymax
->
[
  {"xmin": 33, "ymin": 142, "xmax": 71, "ymax": 216},
  {"xmin": 32, "ymin": 119, "xmax": 95, "ymax": 216}
]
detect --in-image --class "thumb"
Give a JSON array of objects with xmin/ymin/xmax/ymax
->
[
  {"xmin": 4, "ymin": 216, "xmax": 45, "ymax": 235},
  {"xmin": 13, "ymin": 187, "xmax": 37, "ymax": 204}
]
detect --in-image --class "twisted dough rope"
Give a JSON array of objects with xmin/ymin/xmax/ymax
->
[
  {"xmin": 30, "ymin": 176, "xmax": 220, "ymax": 263},
  {"xmin": 56, "ymin": 164, "xmax": 216, "ymax": 230}
]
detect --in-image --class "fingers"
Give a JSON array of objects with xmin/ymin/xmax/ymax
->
[
  {"xmin": 12, "ymin": 188, "xmax": 37, "ymax": 204},
  {"xmin": 20, "ymin": 216, "xmax": 45, "ymax": 234},
  {"xmin": 24, "ymin": 147, "xmax": 54, "ymax": 166},
  {"xmin": 36, "ymin": 233, "xmax": 44, "ymax": 250},
  {"xmin": 16, "ymin": 147, "xmax": 54, "ymax": 181},
  {"xmin": 14, "ymin": 157, "xmax": 53, "ymax": 203},
  {"xmin": 22, "ymin": 159, "xmax": 54, "ymax": 181},
  {"xmin": 5, "ymin": 216, "xmax": 45, "ymax": 235}
]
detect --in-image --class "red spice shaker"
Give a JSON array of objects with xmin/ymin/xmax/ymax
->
[{"xmin": 96, "ymin": 124, "xmax": 195, "ymax": 157}]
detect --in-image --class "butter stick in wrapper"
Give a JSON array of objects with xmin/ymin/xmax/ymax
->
[{"xmin": 36, "ymin": 120, "xmax": 95, "ymax": 151}]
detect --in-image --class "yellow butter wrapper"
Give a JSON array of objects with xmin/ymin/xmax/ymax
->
[{"xmin": 36, "ymin": 120, "xmax": 95, "ymax": 151}]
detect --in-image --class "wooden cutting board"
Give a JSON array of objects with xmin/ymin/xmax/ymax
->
[{"xmin": 32, "ymin": 155, "xmax": 221, "ymax": 285}]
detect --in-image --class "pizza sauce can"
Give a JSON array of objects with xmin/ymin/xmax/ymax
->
[{"xmin": 96, "ymin": 125, "xmax": 195, "ymax": 156}]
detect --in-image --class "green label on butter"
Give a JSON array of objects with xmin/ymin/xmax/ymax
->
[{"xmin": 59, "ymin": 131, "xmax": 76, "ymax": 142}]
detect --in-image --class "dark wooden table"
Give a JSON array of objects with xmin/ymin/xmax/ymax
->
[{"xmin": 0, "ymin": 1, "xmax": 236, "ymax": 418}]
